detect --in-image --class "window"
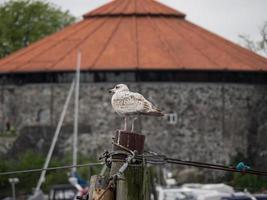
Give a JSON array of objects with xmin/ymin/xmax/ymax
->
[{"xmin": 166, "ymin": 113, "xmax": 177, "ymax": 125}]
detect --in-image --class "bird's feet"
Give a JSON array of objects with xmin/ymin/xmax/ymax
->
[
  {"xmin": 131, "ymin": 117, "xmax": 138, "ymax": 132},
  {"xmin": 123, "ymin": 116, "xmax": 128, "ymax": 132}
]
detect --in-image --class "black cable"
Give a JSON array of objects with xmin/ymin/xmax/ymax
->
[
  {"xmin": 112, "ymin": 144, "xmax": 267, "ymax": 177},
  {"xmin": 166, "ymin": 158, "xmax": 267, "ymax": 176},
  {"xmin": 0, "ymin": 162, "xmax": 104, "ymax": 176},
  {"xmin": 135, "ymin": 155, "xmax": 267, "ymax": 177},
  {"xmin": 2, "ymin": 152, "xmax": 267, "ymax": 177},
  {"xmin": 165, "ymin": 158, "xmax": 267, "ymax": 177}
]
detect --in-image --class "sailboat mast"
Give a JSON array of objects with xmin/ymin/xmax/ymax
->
[
  {"xmin": 34, "ymin": 79, "xmax": 75, "ymax": 195},
  {"xmin": 72, "ymin": 50, "xmax": 81, "ymax": 174}
]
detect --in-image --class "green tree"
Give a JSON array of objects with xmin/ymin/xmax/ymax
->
[
  {"xmin": 0, "ymin": 0, "xmax": 75, "ymax": 58},
  {"xmin": 0, "ymin": 151, "xmax": 101, "ymax": 196},
  {"xmin": 224, "ymin": 152, "xmax": 267, "ymax": 193},
  {"xmin": 231, "ymin": 173, "xmax": 267, "ymax": 193}
]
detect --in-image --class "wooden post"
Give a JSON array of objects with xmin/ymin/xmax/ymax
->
[
  {"xmin": 110, "ymin": 130, "xmax": 149, "ymax": 200},
  {"xmin": 88, "ymin": 175, "xmax": 114, "ymax": 200}
]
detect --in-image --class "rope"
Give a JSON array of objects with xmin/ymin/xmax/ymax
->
[{"xmin": 0, "ymin": 162, "xmax": 104, "ymax": 176}]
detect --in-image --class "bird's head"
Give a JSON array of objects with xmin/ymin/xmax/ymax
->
[{"xmin": 109, "ymin": 84, "xmax": 129, "ymax": 93}]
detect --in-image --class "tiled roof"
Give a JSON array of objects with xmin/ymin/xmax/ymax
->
[{"xmin": 0, "ymin": 0, "xmax": 266, "ymax": 73}]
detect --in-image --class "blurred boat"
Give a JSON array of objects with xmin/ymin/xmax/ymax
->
[
  {"xmin": 156, "ymin": 184, "xmax": 267, "ymax": 200},
  {"xmin": 48, "ymin": 184, "xmax": 77, "ymax": 200}
]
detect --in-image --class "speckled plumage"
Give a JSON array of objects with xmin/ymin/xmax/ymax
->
[{"xmin": 110, "ymin": 84, "xmax": 163, "ymax": 117}]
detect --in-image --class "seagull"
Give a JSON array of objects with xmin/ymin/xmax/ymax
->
[{"xmin": 109, "ymin": 84, "xmax": 164, "ymax": 131}]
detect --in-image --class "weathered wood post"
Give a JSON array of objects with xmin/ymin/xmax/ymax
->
[
  {"xmin": 88, "ymin": 175, "xmax": 114, "ymax": 200},
  {"xmin": 110, "ymin": 130, "xmax": 148, "ymax": 200}
]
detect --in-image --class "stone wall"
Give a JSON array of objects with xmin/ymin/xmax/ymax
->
[{"xmin": 1, "ymin": 82, "xmax": 267, "ymax": 172}]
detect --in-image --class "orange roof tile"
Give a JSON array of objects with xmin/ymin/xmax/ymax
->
[{"xmin": 0, "ymin": 0, "xmax": 267, "ymax": 74}]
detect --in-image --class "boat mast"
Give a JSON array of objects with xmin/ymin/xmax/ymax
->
[
  {"xmin": 72, "ymin": 50, "xmax": 81, "ymax": 174},
  {"xmin": 34, "ymin": 79, "xmax": 75, "ymax": 195}
]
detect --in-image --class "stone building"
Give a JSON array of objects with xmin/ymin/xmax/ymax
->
[{"xmin": 0, "ymin": 0, "xmax": 267, "ymax": 173}]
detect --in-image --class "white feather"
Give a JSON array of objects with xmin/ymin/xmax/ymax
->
[{"xmin": 110, "ymin": 84, "xmax": 163, "ymax": 116}]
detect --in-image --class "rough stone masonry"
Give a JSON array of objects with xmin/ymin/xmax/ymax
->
[{"xmin": 1, "ymin": 82, "xmax": 267, "ymax": 174}]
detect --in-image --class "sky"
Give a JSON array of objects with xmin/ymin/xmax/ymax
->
[{"xmin": 1, "ymin": 0, "xmax": 267, "ymax": 45}]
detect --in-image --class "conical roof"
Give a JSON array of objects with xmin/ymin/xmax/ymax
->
[
  {"xmin": 0, "ymin": 0, "xmax": 267, "ymax": 73},
  {"xmin": 83, "ymin": 0, "xmax": 186, "ymax": 18}
]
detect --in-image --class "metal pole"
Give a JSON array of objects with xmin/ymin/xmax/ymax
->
[
  {"xmin": 9, "ymin": 178, "xmax": 19, "ymax": 200},
  {"xmin": 34, "ymin": 79, "xmax": 75, "ymax": 195},
  {"xmin": 11, "ymin": 182, "xmax": 15, "ymax": 200},
  {"xmin": 72, "ymin": 50, "xmax": 81, "ymax": 174}
]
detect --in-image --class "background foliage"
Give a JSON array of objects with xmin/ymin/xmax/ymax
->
[
  {"xmin": 0, "ymin": 0, "xmax": 75, "ymax": 58},
  {"xmin": 240, "ymin": 21, "xmax": 267, "ymax": 57},
  {"xmin": 0, "ymin": 151, "xmax": 100, "ymax": 198}
]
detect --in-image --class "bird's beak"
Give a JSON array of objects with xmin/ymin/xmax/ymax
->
[{"xmin": 109, "ymin": 88, "xmax": 115, "ymax": 93}]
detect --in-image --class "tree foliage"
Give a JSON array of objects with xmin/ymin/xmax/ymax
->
[
  {"xmin": 230, "ymin": 173, "xmax": 267, "ymax": 193},
  {"xmin": 0, "ymin": 151, "xmax": 100, "ymax": 198},
  {"xmin": 240, "ymin": 21, "xmax": 267, "ymax": 57},
  {"xmin": 0, "ymin": 0, "xmax": 75, "ymax": 58},
  {"xmin": 224, "ymin": 152, "xmax": 267, "ymax": 193}
]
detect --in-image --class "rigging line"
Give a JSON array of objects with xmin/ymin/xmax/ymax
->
[
  {"xmin": 166, "ymin": 159, "xmax": 267, "ymax": 177},
  {"xmin": 134, "ymin": 155, "xmax": 267, "ymax": 176},
  {"xmin": 109, "ymin": 155, "xmax": 267, "ymax": 176},
  {"xmin": 113, "ymin": 144, "xmax": 267, "ymax": 176},
  {"xmin": 166, "ymin": 157, "xmax": 267, "ymax": 175},
  {"xmin": 161, "ymin": 156, "xmax": 267, "ymax": 176},
  {"xmin": 3, "ymin": 154, "xmax": 265, "ymax": 177},
  {"xmin": 111, "ymin": 155, "xmax": 267, "ymax": 177},
  {"xmin": 166, "ymin": 157, "xmax": 235, "ymax": 169},
  {"xmin": 108, "ymin": 143, "xmax": 267, "ymax": 177},
  {"xmin": 72, "ymin": 50, "xmax": 81, "ymax": 174},
  {"xmin": 11, "ymin": 150, "xmax": 259, "ymax": 179},
  {"xmin": 35, "ymin": 79, "xmax": 75, "ymax": 194},
  {"xmin": 0, "ymin": 162, "xmax": 104, "ymax": 176}
]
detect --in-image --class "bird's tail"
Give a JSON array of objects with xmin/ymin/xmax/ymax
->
[{"xmin": 144, "ymin": 107, "xmax": 165, "ymax": 117}]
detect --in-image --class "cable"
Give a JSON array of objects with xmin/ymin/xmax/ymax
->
[
  {"xmin": 3, "ymin": 153, "xmax": 267, "ymax": 177},
  {"xmin": 165, "ymin": 158, "xmax": 267, "ymax": 176},
  {"xmin": 113, "ymin": 143, "xmax": 267, "ymax": 177},
  {"xmin": 0, "ymin": 162, "xmax": 104, "ymax": 176},
  {"xmin": 158, "ymin": 157, "xmax": 267, "ymax": 177},
  {"xmin": 134, "ymin": 155, "xmax": 267, "ymax": 177}
]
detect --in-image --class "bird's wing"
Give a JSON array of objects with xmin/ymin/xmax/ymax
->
[
  {"xmin": 129, "ymin": 92, "xmax": 152, "ymax": 113},
  {"xmin": 112, "ymin": 91, "xmax": 163, "ymax": 116},
  {"xmin": 125, "ymin": 92, "xmax": 162, "ymax": 115},
  {"xmin": 115, "ymin": 92, "xmax": 148, "ymax": 113},
  {"xmin": 131, "ymin": 92, "xmax": 164, "ymax": 116}
]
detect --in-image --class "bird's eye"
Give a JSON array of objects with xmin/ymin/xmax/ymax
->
[{"xmin": 115, "ymin": 86, "xmax": 119, "ymax": 89}]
